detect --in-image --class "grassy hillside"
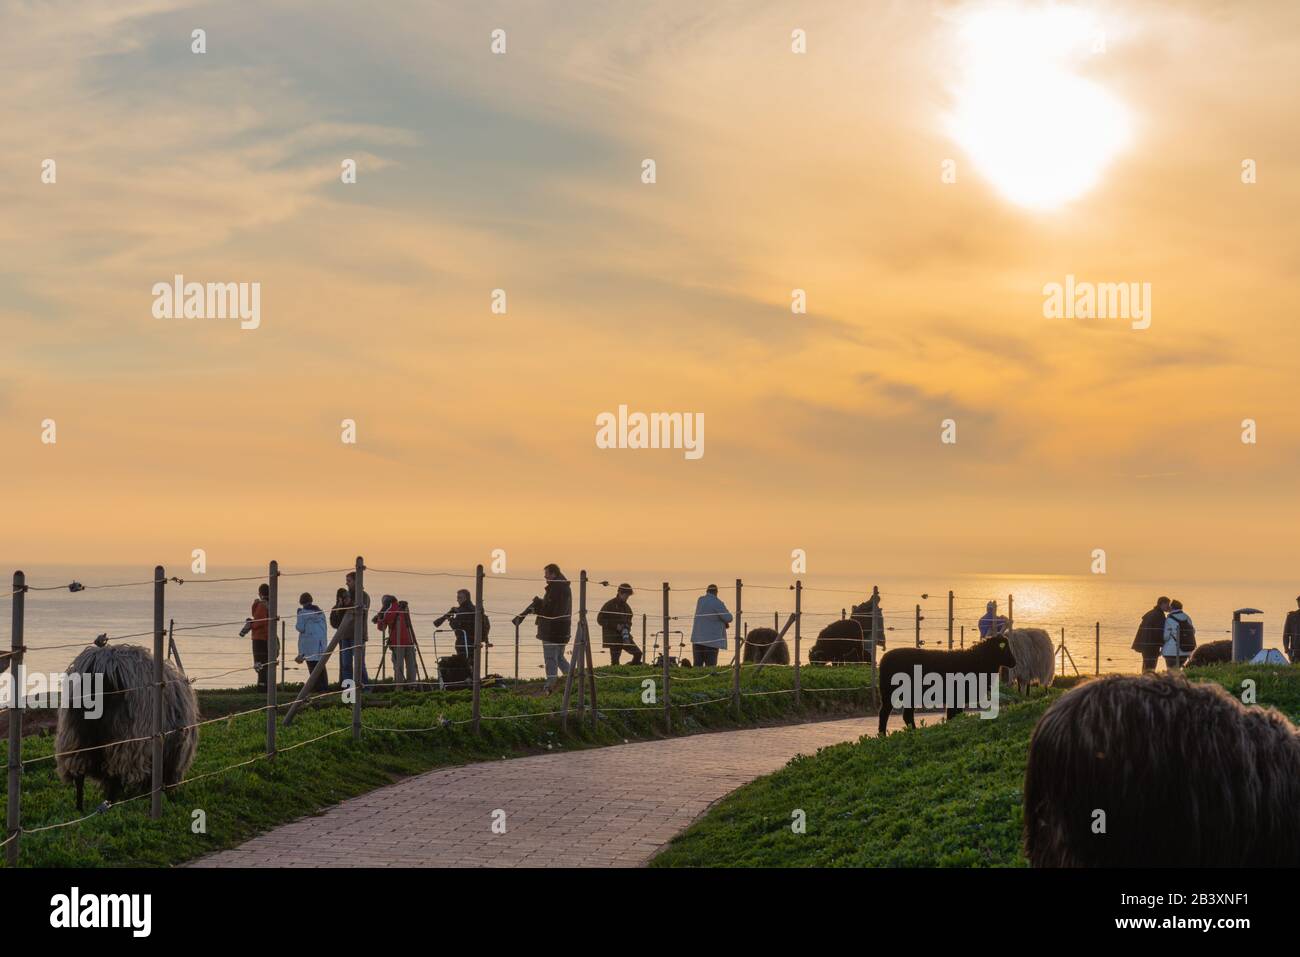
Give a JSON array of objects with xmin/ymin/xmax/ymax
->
[
  {"xmin": 1, "ymin": 663, "xmax": 872, "ymax": 867},
  {"xmin": 651, "ymin": 664, "xmax": 1300, "ymax": 867}
]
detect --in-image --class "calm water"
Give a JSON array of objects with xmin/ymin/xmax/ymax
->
[{"xmin": 2, "ymin": 564, "xmax": 1296, "ymax": 691}]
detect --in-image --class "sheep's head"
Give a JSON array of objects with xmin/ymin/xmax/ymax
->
[{"xmin": 990, "ymin": 636, "xmax": 1017, "ymax": 669}]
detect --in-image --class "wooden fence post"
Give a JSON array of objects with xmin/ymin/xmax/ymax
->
[
  {"xmin": 948, "ymin": 590, "xmax": 954, "ymax": 650},
  {"xmin": 641, "ymin": 613, "xmax": 647, "ymax": 660},
  {"xmin": 352, "ymin": 556, "xmax": 364, "ymax": 742},
  {"xmin": 960, "ymin": 625, "xmax": 965, "ymax": 649},
  {"xmin": 581, "ymin": 571, "xmax": 597, "ymax": 728},
  {"xmin": 1095, "ymin": 622, "xmax": 1100, "ymax": 675},
  {"xmin": 914, "ymin": 604, "xmax": 921, "ymax": 648},
  {"xmin": 1007, "ymin": 594, "xmax": 1014, "ymax": 630},
  {"xmin": 513, "ymin": 618, "xmax": 520, "ymax": 682},
  {"xmin": 266, "ymin": 560, "xmax": 278, "ymax": 759},
  {"xmin": 732, "ymin": 579, "xmax": 743, "ymax": 717},
  {"xmin": 472, "ymin": 564, "xmax": 484, "ymax": 735},
  {"xmin": 6, "ymin": 571, "xmax": 25, "ymax": 865},
  {"xmin": 662, "ymin": 583, "xmax": 671, "ymax": 732},
  {"xmin": 151, "ymin": 565, "xmax": 165, "ymax": 819},
  {"xmin": 280, "ymin": 620, "xmax": 287, "ymax": 687},
  {"xmin": 793, "ymin": 580, "xmax": 802, "ymax": 706},
  {"xmin": 574, "ymin": 628, "xmax": 586, "ymax": 719}
]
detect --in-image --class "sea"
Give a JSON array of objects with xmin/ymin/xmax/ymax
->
[{"xmin": 2, "ymin": 564, "xmax": 1295, "ymax": 692}]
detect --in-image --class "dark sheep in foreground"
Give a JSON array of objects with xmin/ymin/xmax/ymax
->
[
  {"xmin": 742, "ymin": 627, "xmax": 790, "ymax": 665},
  {"xmin": 1023, "ymin": 673, "xmax": 1300, "ymax": 866},
  {"xmin": 808, "ymin": 618, "xmax": 868, "ymax": 664},
  {"xmin": 876, "ymin": 635, "xmax": 1015, "ymax": 736},
  {"xmin": 1185, "ymin": 638, "xmax": 1232, "ymax": 667},
  {"xmin": 56, "ymin": 643, "xmax": 199, "ymax": 810}
]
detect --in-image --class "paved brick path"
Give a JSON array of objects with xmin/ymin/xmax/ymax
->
[{"xmin": 192, "ymin": 714, "xmax": 932, "ymax": 868}]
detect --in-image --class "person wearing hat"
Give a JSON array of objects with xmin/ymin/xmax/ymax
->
[
  {"xmin": 689, "ymin": 584, "xmax": 733, "ymax": 668},
  {"xmin": 1284, "ymin": 596, "xmax": 1300, "ymax": 665},
  {"xmin": 597, "ymin": 583, "xmax": 642, "ymax": 665}
]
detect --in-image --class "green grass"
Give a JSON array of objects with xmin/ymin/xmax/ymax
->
[
  {"xmin": 650, "ymin": 664, "xmax": 1300, "ymax": 868},
  {"xmin": 1, "ymin": 663, "xmax": 875, "ymax": 867}
]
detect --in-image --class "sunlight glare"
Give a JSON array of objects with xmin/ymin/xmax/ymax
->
[{"xmin": 946, "ymin": 5, "xmax": 1133, "ymax": 211}]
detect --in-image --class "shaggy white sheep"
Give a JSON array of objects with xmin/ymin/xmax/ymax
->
[{"xmin": 1004, "ymin": 627, "xmax": 1054, "ymax": 694}]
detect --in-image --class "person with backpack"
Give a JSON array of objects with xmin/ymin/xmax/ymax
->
[
  {"xmin": 378, "ymin": 595, "xmax": 420, "ymax": 688},
  {"xmin": 597, "ymin": 583, "xmax": 642, "ymax": 665},
  {"xmin": 1161, "ymin": 599, "xmax": 1196, "ymax": 671},
  {"xmin": 294, "ymin": 592, "xmax": 329, "ymax": 692}
]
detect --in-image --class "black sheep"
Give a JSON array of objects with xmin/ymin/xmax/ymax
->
[
  {"xmin": 1186, "ymin": 638, "xmax": 1232, "ymax": 667},
  {"xmin": 808, "ymin": 618, "xmax": 867, "ymax": 664},
  {"xmin": 1023, "ymin": 673, "xmax": 1300, "ymax": 866},
  {"xmin": 876, "ymin": 635, "xmax": 1015, "ymax": 736},
  {"xmin": 742, "ymin": 627, "xmax": 789, "ymax": 665}
]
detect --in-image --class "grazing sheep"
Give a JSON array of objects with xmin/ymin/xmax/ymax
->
[
  {"xmin": 56, "ymin": 643, "xmax": 199, "ymax": 810},
  {"xmin": 742, "ymin": 627, "xmax": 790, "ymax": 665},
  {"xmin": 808, "ymin": 619, "xmax": 868, "ymax": 664},
  {"xmin": 1023, "ymin": 673, "xmax": 1300, "ymax": 866},
  {"xmin": 877, "ymin": 635, "xmax": 1016, "ymax": 736},
  {"xmin": 1004, "ymin": 628, "xmax": 1054, "ymax": 694},
  {"xmin": 1186, "ymin": 638, "xmax": 1232, "ymax": 667}
]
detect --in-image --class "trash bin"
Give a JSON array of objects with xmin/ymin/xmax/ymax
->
[{"xmin": 1232, "ymin": 608, "xmax": 1264, "ymax": 662}]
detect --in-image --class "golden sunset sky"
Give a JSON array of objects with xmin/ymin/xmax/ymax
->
[{"xmin": 2, "ymin": 0, "xmax": 1298, "ymax": 581}]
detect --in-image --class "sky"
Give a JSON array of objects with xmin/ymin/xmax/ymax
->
[{"xmin": 2, "ymin": 0, "xmax": 1299, "ymax": 583}]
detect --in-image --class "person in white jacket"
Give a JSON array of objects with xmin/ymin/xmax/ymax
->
[
  {"xmin": 689, "ymin": 585, "xmax": 733, "ymax": 668},
  {"xmin": 1161, "ymin": 599, "xmax": 1194, "ymax": 671}
]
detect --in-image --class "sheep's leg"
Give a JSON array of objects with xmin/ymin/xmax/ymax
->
[
  {"xmin": 903, "ymin": 707, "xmax": 915, "ymax": 728},
  {"xmin": 878, "ymin": 695, "xmax": 892, "ymax": 737},
  {"xmin": 74, "ymin": 774, "xmax": 84, "ymax": 812},
  {"xmin": 945, "ymin": 706, "xmax": 960, "ymax": 721}
]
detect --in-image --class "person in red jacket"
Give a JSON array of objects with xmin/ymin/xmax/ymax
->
[
  {"xmin": 249, "ymin": 583, "xmax": 270, "ymax": 691},
  {"xmin": 379, "ymin": 595, "xmax": 419, "ymax": 688}
]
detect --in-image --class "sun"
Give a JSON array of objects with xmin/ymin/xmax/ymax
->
[{"xmin": 945, "ymin": 4, "xmax": 1133, "ymax": 211}]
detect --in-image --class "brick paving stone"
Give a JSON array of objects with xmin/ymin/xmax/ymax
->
[{"xmin": 191, "ymin": 714, "xmax": 933, "ymax": 868}]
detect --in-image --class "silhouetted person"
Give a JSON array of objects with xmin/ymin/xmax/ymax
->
[
  {"xmin": 514, "ymin": 564, "xmax": 571, "ymax": 692},
  {"xmin": 1133, "ymin": 596, "xmax": 1171, "ymax": 673},
  {"xmin": 1285, "ymin": 596, "xmax": 1300, "ymax": 665},
  {"xmin": 598, "ymin": 584, "xmax": 642, "ymax": 665},
  {"xmin": 435, "ymin": 589, "xmax": 478, "ymax": 662}
]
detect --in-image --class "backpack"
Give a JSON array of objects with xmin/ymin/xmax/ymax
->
[
  {"xmin": 1178, "ymin": 615, "xmax": 1196, "ymax": 652},
  {"xmin": 438, "ymin": 654, "xmax": 471, "ymax": 687}
]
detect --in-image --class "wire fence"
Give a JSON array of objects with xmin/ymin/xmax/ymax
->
[{"xmin": 5, "ymin": 558, "xmax": 1285, "ymax": 865}]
